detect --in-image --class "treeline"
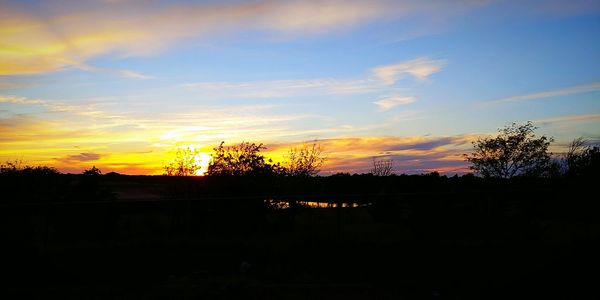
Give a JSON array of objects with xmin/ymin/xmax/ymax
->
[
  {"xmin": 164, "ymin": 142, "xmax": 325, "ymax": 177},
  {"xmin": 1, "ymin": 167, "xmax": 597, "ymax": 204},
  {"xmin": 0, "ymin": 161, "xmax": 113, "ymax": 203},
  {"xmin": 1, "ymin": 122, "xmax": 598, "ymax": 180},
  {"xmin": 165, "ymin": 122, "xmax": 598, "ymax": 179},
  {"xmin": 465, "ymin": 122, "xmax": 599, "ymax": 178}
]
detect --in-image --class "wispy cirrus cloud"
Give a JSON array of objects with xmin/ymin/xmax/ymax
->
[
  {"xmin": 489, "ymin": 81, "xmax": 600, "ymax": 104},
  {"xmin": 0, "ymin": 1, "xmax": 476, "ymax": 76},
  {"xmin": 0, "ymin": 96, "xmax": 310, "ymax": 148},
  {"xmin": 374, "ymin": 95, "xmax": 416, "ymax": 111},
  {"xmin": 0, "ymin": 95, "xmax": 46, "ymax": 105},
  {"xmin": 0, "ymin": 95, "xmax": 110, "ymax": 117},
  {"xmin": 182, "ymin": 56, "xmax": 442, "ymax": 108},
  {"xmin": 0, "ymin": 94, "xmax": 331, "ymax": 174},
  {"xmin": 371, "ymin": 57, "xmax": 446, "ymax": 85},
  {"xmin": 536, "ymin": 113, "xmax": 600, "ymax": 125},
  {"xmin": 75, "ymin": 63, "xmax": 153, "ymax": 80},
  {"xmin": 0, "ymin": 92, "xmax": 472, "ymax": 175},
  {"xmin": 182, "ymin": 78, "xmax": 379, "ymax": 98}
]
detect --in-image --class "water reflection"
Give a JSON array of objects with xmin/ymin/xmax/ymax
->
[{"xmin": 265, "ymin": 199, "xmax": 369, "ymax": 209}]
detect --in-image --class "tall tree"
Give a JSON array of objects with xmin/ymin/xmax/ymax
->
[{"xmin": 464, "ymin": 121, "xmax": 553, "ymax": 178}]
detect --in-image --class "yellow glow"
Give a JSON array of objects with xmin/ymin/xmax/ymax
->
[
  {"xmin": 0, "ymin": 1, "xmax": 396, "ymax": 76},
  {"xmin": 194, "ymin": 152, "xmax": 212, "ymax": 176},
  {"xmin": 0, "ymin": 104, "xmax": 474, "ymax": 175}
]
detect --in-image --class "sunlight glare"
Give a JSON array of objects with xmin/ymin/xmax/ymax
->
[{"xmin": 194, "ymin": 152, "xmax": 211, "ymax": 176}]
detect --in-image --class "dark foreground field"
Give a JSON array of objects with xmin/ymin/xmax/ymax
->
[{"xmin": 1, "ymin": 174, "xmax": 598, "ymax": 299}]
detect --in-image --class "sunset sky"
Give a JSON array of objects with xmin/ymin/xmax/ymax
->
[{"xmin": 1, "ymin": 0, "xmax": 599, "ymax": 175}]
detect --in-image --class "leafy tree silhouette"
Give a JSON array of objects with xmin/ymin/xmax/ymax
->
[
  {"xmin": 464, "ymin": 121, "xmax": 553, "ymax": 178},
  {"xmin": 206, "ymin": 141, "xmax": 281, "ymax": 176},
  {"xmin": 82, "ymin": 166, "xmax": 102, "ymax": 175}
]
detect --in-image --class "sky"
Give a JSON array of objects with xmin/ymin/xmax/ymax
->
[{"xmin": 1, "ymin": 0, "xmax": 599, "ymax": 175}]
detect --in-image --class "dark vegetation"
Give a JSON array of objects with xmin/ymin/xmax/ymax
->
[
  {"xmin": 204, "ymin": 141, "xmax": 325, "ymax": 177},
  {"xmin": 465, "ymin": 121, "xmax": 554, "ymax": 178},
  {"xmin": 1, "ymin": 123, "xmax": 598, "ymax": 299},
  {"xmin": 207, "ymin": 142, "xmax": 284, "ymax": 176},
  {"xmin": 164, "ymin": 148, "xmax": 201, "ymax": 176}
]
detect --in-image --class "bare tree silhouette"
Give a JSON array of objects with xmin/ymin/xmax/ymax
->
[{"xmin": 371, "ymin": 158, "xmax": 393, "ymax": 176}]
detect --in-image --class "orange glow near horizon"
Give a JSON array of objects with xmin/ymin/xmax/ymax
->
[{"xmin": 0, "ymin": 131, "xmax": 478, "ymax": 175}]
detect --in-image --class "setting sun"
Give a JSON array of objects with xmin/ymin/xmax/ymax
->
[{"xmin": 194, "ymin": 152, "xmax": 212, "ymax": 176}]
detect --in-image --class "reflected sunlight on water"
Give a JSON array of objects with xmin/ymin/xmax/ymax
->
[{"xmin": 265, "ymin": 199, "xmax": 369, "ymax": 209}]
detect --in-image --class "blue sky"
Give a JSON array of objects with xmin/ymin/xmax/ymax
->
[{"xmin": 1, "ymin": 0, "xmax": 599, "ymax": 174}]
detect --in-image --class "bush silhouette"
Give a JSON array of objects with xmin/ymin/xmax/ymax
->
[{"xmin": 0, "ymin": 160, "xmax": 60, "ymax": 175}]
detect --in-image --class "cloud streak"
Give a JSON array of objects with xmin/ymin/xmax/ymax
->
[
  {"xmin": 0, "ymin": 93, "xmax": 474, "ymax": 175},
  {"xmin": 75, "ymin": 63, "xmax": 153, "ymax": 80},
  {"xmin": 536, "ymin": 113, "xmax": 600, "ymax": 125},
  {"xmin": 182, "ymin": 56, "xmax": 442, "ymax": 106},
  {"xmin": 0, "ymin": 1, "xmax": 474, "ymax": 76},
  {"xmin": 371, "ymin": 57, "xmax": 446, "ymax": 85},
  {"xmin": 489, "ymin": 81, "xmax": 600, "ymax": 104},
  {"xmin": 182, "ymin": 78, "xmax": 380, "ymax": 98},
  {"xmin": 0, "ymin": 95, "xmax": 46, "ymax": 105},
  {"xmin": 0, "ymin": 95, "xmax": 110, "ymax": 117},
  {"xmin": 374, "ymin": 95, "xmax": 416, "ymax": 111}
]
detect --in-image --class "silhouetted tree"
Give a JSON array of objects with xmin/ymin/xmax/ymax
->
[
  {"xmin": 464, "ymin": 121, "xmax": 553, "ymax": 178},
  {"xmin": 565, "ymin": 137, "xmax": 599, "ymax": 177},
  {"xmin": 286, "ymin": 143, "xmax": 326, "ymax": 177},
  {"xmin": 83, "ymin": 166, "xmax": 102, "ymax": 175},
  {"xmin": 164, "ymin": 147, "xmax": 201, "ymax": 176},
  {"xmin": 371, "ymin": 158, "xmax": 393, "ymax": 176},
  {"xmin": 206, "ymin": 141, "xmax": 279, "ymax": 176},
  {"xmin": 426, "ymin": 171, "xmax": 441, "ymax": 177}
]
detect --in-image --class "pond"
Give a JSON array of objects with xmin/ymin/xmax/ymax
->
[{"xmin": 265, "ymin": 199, "xmax": 371, "ymax": 209}]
